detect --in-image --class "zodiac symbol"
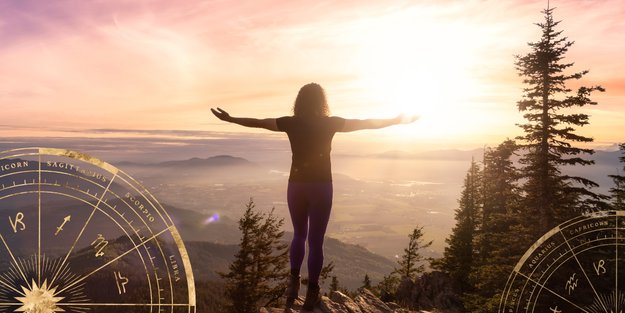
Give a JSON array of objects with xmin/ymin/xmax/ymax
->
[
  {"xmin": 54, "ymin": 215, "xmax": 71, "ymax": 236},
  {"xmin": 9, "ymin": 212, "xmax": 26, "ymax": 233},
  {"xmin": 90, "ymin": 234, "xmax": 108, "ymax": 257},
  {"xmin": 593, "ymin": 259, "xmax": 606, "ymax": 276},
  {"xmin": 114, "ymin": 271, "xmax": 129, "ymax": 294},
  {"xmin": 564, "ymin": 273, "xmax": 578, "ymax": 295}
]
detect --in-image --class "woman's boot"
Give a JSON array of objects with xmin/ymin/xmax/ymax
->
[
  {"xmin": 302, "ymin": 283, "xmax": 320, "ymax": 311},
  {"xmin": 285, "ymin": 274, "xmax": 300, "ymax": 309}
]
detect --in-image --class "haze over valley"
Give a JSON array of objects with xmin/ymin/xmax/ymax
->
[{"xmin": 2, "ymin": 136, "xmax": 621, "ymax": 262}]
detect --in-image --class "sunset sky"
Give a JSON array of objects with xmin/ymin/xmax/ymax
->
[{"xmin": 1, "ymin": 0, "xmax": 624, "ymax": 150}]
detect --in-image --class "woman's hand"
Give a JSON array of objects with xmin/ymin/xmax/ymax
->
[
  {"xmin": 396, "ymin": 113, "xmax": 419, "ymax": 124},
  {"xmin": 211, "ymin": 107, "xmax": 232, "ymax": 122},
  {"xmin": 340, "ymin": 114, "xmax": 419, "ymax": 132},
  {"xmin": 210, "ymin": 107, "xmax": 279, "ymax": 131}
]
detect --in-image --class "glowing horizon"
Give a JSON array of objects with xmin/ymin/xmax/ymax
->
[{"xmin": 1, "ymin": 0, "xmax": 624, "ymax": 148}]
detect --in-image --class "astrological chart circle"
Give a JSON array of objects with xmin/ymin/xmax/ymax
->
[
  {"xmin": 499, "ymin": 210, "xmax": 625, "ymax": 313},
  {"xmin": 0, "ymin": 148, "xmax": 196, "ymax": 313}
]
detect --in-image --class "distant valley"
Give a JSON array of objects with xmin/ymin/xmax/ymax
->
[
  {"xmin": 115, "ymin": 148, "xmax": 624, "ymax": 261},
  {"xmin": 1, "ymin": 138, "xmax": 623, "ymax": 290}
]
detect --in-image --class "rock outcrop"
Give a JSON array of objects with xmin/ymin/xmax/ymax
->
[
  {"xmin": 260, "ymin": 271, "xmax": 462, "ymax": 313},
  {"xmin": 261, "ymin": 289, "xmax": 421, "ymax": 313}
]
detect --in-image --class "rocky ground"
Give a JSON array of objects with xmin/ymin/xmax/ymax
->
[
  {"xmin": 261, "ymin": 271, "xmax": 462, "ymax": 313},
  {"xmin": 260, "ymin": 289, "xmax": 441, "ymax": 313}
]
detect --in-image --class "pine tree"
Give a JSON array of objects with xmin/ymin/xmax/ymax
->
[
  {"xmin": 376, "ymin": 273, "xmax": 400, "ymax": 302},
  {"xmin": 609, "ymin": 143, "xmax": 625, "ymax": 210},
  {"xmin": 394, "ymin": 225, "xmax": 433, "ymax": 280},
  {"xmin": 438, "ymin": 160, "xmax": 481, "ymax": 288},
  {"xmin": 515, "ymin": 6, "xmax": 605, "ymax": 237},
  {"xmin": 476, "ymin": 140, "xmax": 519, "ymax": 260},
  {"xmin": 220, "ymin": 200, "xmax": 289, "ymax": 313},
  {"xmin": 329, "ymin": 276, "xmax": 340, "ymax": 293},
  {"xmin": 465, "ymin": 141, "xmax": 529, "ymax": 312},
  {"xmin": 361, "ymin": 274, "xmax": 372, "ymax": 291}
]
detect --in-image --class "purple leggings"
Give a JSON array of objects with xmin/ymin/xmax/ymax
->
[{"xmin": 287, "ymin": 182, "xmax": 333, "ymax": 285}]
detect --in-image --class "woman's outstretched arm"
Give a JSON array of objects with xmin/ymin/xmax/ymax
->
[
  {"xmin": 211, "ymin": 107, "xmax": 279, "ymax": 131},
  {"xmin": 339, "ymin": 114, "xmax": 418, "ymax": 132}
]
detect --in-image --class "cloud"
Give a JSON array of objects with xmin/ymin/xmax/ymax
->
[{"xmin": 1, "ymin": 0, "xmax": 624, "ymax": 148}]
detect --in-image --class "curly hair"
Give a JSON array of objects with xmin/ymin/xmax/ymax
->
[{"xmin": 293, "ymin": 83, "xmax": 330, "ymax": 117}]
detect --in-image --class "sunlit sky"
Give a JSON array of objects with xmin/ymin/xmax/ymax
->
[{"xmin": 1, "ymin": 0, "xmax": 624, "ymax": 150}]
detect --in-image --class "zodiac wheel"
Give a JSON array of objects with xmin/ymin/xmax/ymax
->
[
  {"xmin": 499, "ymin": 210, "xmax": 625, "ymax": 313},
  {"xmin": 0, "ymin": 148, "xmax": 196, "ymax": 313}
]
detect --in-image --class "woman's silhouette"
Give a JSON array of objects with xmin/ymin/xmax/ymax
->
[{"xmin": 211, "ymin": 83, "xmax": 417, "ymax": 310}]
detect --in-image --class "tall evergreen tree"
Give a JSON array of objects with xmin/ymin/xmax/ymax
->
[
  {"xmin": 220, "ymin": 200, "xmax": 289, "ymax": 313},
  {"xmin": 361, "ymin": 274, "xmax": 372, "ymax": 290},
  {"xmin": 515, "ymin": 6, "xmax": 605, "ymax": 236},
  {"xmin": 475, "ymin": 140, "xmax": 523, "ymax": 263},
  {"xmin": 465, "ymin": 141, "xmax": 529, "ymax": 312},
  {"xmin": 609, "ymin": 143, "xmax": 625, "ymax": 210},
  {"xmin": 394, "ymin": 225, "xmax": 433, "ymax": 280},
  {"xmin": 439, "ymin": 160, "xmax": 481, "ymax": 289}
]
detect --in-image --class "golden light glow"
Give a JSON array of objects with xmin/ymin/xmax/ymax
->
[
  {"xmin": 1, "ymin": 1, "xmax": 623, "ymax": 147},
  {"xmin": 344, "ymin": 8, "xmax": 492, "ymax": 140}
]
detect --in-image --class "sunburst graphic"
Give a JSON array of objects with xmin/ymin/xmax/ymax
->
[
  {"xmin": 15, "ymin": 279, "xmax": 64, "ymax": 313},
  {"xmin": 586, "ymin": 291, "xmax": 625, "ymax": 313},
  {"xmin": 0, "ymin": 255, "xmax": 89, "ymax": 313}
]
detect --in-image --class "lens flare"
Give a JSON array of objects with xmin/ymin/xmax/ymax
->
[{"xmin": 203, "ymin": 213, "xmax": 220, "ymax": 225}]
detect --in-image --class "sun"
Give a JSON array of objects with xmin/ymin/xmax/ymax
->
[
  {"xmin": 15, "ymin": 279, "xmax": 64, "ymax": 313},
  {"xmin": 341, "ymin": 8, "xmax": 499, "ymax": 143}
]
